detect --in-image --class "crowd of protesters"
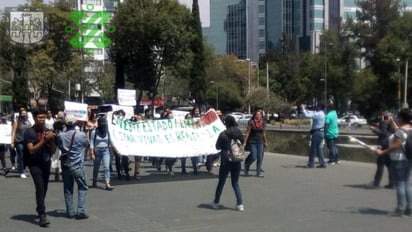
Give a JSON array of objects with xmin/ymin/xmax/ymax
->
[{"xmin": 3, "ymin": 102, "xmax": 412, "ymax": 227}]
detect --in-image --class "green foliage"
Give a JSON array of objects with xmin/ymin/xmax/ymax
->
[
  {"xmin": 188, "ymin": 0, "xmax": 207, "ymax": 105},
  {"xmin": 111, "ymin": 0, "xmax": 194, "ymax": 105}
]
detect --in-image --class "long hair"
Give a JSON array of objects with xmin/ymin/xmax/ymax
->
[{"xmin": 96, "ymin": 117, "xmax": 108, "ymax": 138}]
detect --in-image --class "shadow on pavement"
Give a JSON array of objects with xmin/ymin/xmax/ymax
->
[
  {"xmin": 10, "ymin": 214, "xmax": 38, "ymax": 225},
  {"xmin": 343, "ymin": 184, "xmax": 379, "ymax": 190},
  {"xmin": 105, "ymin": 171, "xmax": 218, "ymax": 186},
  {"xmin": 48, "ymin": 209, "xmax": 70, "ymax": 218},
  {"xmin": 197, "ymin": 203, "xmax": 234, "ymax": 211},
  {"xmin": 356, "ymin": 208, "xmax": 389, "ymax": 215}
]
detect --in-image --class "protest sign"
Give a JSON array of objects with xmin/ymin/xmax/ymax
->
[
  {"xmin": 64, "ymin": 101, "xmax": 88, "ymax": 121},
  {"xmin": 108, "ymin": 110, "xmax": 225, "ymax": 157}
]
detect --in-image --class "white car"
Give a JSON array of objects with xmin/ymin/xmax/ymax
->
[
  {"xmin": 228, "ymin": 112, "xmax": 244, "ymax": 121},
  {"xmin": 237, "ymin": 114, "xmax": 252, "ymax": 126},
  {"xmin": 337, "ymin": 115, "xmax": 367, "ymax": 127}
]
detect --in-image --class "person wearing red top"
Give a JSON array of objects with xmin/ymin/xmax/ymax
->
[{"xmin": 243, "ymin": 109, "xmax": 267, "ymax": 177}]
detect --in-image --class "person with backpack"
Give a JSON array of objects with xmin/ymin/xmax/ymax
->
[
  {"xmin": 90, "ymin": 117, "xmax": 115, "ymax": 190},
  {"xmin": 209, "ymin": 115, "xmax": 244, "ymax": 211},
  {"xmin": 375, "ymin": 109, "xmax": 412, "ymax": 217}
]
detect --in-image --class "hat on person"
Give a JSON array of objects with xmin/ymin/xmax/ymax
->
[{"xmin": 65, "ymin": 114, "xmax": 77, "ymax": 126}]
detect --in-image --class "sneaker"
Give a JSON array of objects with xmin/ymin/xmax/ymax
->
[
  {"xmin": 257, "ymin": 174, "xmax": 264, "ymax": 178},
  {"xmin": 20, "ymin": 173, "xmax": 27, "ymax": 179},
  {"xmin": 209, "ymin": 201, "xmax": 219, "ymax": 209},
  {"xmin": 405, "ymin": 208, "xmax": 411, "ymax": 216},
  {"xmin": 168, "ymin": 171, "xmax": 175, "ymax": 176},
  {"xmin": 75, "ymin": 213, "xmax": 89, "ymax": 220},
  {"xmin": 384, "ymin": 184, "xmax": 394, "ymax": 189},
  {"xmin": 2, "ymin": 168, "xmax": 10, "ymax": 176},
  {"xmin": 39, "ymin": 214, "xmax": 50, "ymax": 227},
  {"xmin": 366, "ymin": 181, "xmax": 380, "ymax": 189},
  {"xmin": 389, "ymin": 209, "xmax": 403, "ymax": 217},
  {"xmin": 11, "ymin": 166, "xmax": 16, "ymax": 170},
  {"xmin": 134, "ymin": 174, "xmax": 141, "ymax": 180},
  {"xmin": 328, "ymin": 162, "xmax": 336, "ymax": 165},
  {"xmin": 236, "ymin": 204, "xmax": 244, "ymax": 211},
  {"xmin": 105, "ymin": 185, "xmax": 114, "ymax": 191},
  {"xmin": 91, "ymin": 180, "xmax": 97, "ymax": 188}
]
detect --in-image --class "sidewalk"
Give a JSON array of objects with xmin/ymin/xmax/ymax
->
[{"xmin": 1, "ymin": 153, "xmax": 411, "ymax": 232}]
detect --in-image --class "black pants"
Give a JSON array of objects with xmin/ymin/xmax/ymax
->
[
  {"xmin": 29, "ymin": 163, "xmax": 51, "ymax": 216},
  {"xmin": 115, "ymin": 155, "xmax": 129, "ymax": 176},
  {"xmin": 205, "ymin": 153, "xmax": 220, "ymax": 172},
  {"xmin": 374, "ymin": 154, "xmax": 392, "ymax": 186},
  {"xmin": 181, "ymin": 157, "xmax": 199, "ymax": 174}
]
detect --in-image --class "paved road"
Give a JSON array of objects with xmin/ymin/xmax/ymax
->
[{"xmin": 1, "ymin": 153, "xmax": 412, "ymax": 232}]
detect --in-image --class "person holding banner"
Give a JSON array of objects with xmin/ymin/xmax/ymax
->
[
  {"xmin": 210, "ymin": 115, "xmax": 244, "ymax": 211},
  {"xmin": 181, "ymin": 107, "xmax": 202, "ymax": 175}
]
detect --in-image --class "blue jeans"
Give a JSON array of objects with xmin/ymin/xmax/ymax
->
[
  {"xmin": 326, "ymin": 137, "xmax": 339, "ymax": 162},
  {"xmin": 62, "ymin": 166, "xmax": 88, "ymax": 216},
  {"xmin": 93, "ymin": 148, "xmax": 111, "ymax": 181},
  {"xmin": 245, "ymin": 143, "xmax": 264, "ymax": 176},
  {"xmin": 16, "ymin": 142, "xmax": 25, "ymax": 174},
  {"xmin": 308, "ymin": 130, "xmax": 325, "ymax": 167},
  {"xmin": 390, "ymin": 160, "xmax": 412, "ymax": 210},
  {"xmin": 214, "ymin": 159, "xmax": 243, "ymax": 205}
]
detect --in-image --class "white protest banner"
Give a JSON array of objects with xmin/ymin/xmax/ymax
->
[
  {"xmin": 117, "ymin": 89, "xmax": 136, "ymax": 106},
  {"xmin": 0, "ymin": 124, "xmax": 11, "ymax": 144},
  {"xmin": 108, "ymin": 110, "xmax": 226, "ymax": 157},
  {"xmin": 64, "ymin": 101, "xmax": 88, "ymax": 121}
]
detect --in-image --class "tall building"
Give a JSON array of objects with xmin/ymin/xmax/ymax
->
[
  {"xmin": 265, "ymin": 0, "xmax": 301, "ymax": 53},
  {"xmin": 180, "ymin": 0, "xmax": 261, "ymax": 63}
]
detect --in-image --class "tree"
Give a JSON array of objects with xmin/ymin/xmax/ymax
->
[
  {"xmin": 111, "ymin": 0, "xmax": 194, "ymax": 108},
  {"xmin": 346, "ymin": 0, "xmax": 401, "ymax": 113},
  {"xmin": 188, "ymin": 0, "xmax": 208, "ymax": 106},
  {"xmin": 0, "ymin": 0, "xmax": 85, "ymax": 112}
]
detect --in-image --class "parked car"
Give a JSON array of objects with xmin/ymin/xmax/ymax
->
[
  {"xmin": 228, "ymin": 112, "xmax": 244, "ymax": 121},
  {"xmin": 237, "ymin": 114, "xmax": 252, "ymax": 126},
  {"xmin": 337, "ymin": 115, "xmax": 367, "ymax": 127}
]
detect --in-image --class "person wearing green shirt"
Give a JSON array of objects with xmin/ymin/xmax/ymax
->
[{"xmin": 325, "ymin": 104, "xmax": 339, "ymax": 164}]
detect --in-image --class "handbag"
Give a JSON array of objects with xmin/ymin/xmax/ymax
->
[{"xmin": 60, "ymin": 131, "xmax": 76, "ymax": 170}]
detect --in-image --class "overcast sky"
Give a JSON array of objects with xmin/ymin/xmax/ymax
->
[{"xmin": 0, "ymin": 0, "xmax": 52, "ymax": 10}]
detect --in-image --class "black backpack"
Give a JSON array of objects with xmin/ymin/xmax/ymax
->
[{"xmin": 402, "ymin": 128, "xmax": 412, "ymax": 160}]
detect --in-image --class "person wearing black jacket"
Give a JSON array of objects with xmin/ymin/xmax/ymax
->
[{"xmin": 210, "ymin": 115, "xmax": 244, "ymax": 211}]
